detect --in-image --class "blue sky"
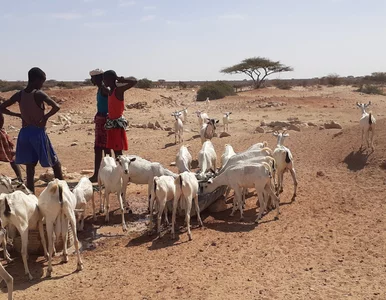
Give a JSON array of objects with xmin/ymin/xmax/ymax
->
[{"xmin": 1, "ymin": 0, "xmax": 386, "ymax": 81}]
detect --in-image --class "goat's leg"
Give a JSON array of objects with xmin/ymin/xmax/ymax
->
[
  {"xmin": 278, "ymin": 172, "xmax": 284, "ymax": 194},
  {"xmin": 38, "ymin": 220, "xmax": 48, "ymax": 260},
  {"xmin": 229, "ymin": 193, "xmax": 238, "ymax": 217},
  {"xmin": 98, "ymin": 182, "xmax": 104, "ymax": 213},
  {"xmin": 1, "ymin": 228, "xmax": 12, "ymax": 263},
  {"xmin": 224, "ymin": 186, "xmax": 232, "ymax": 199},
  {"xmin": 91, "ymin": 191, "xmax": 96, "ymax": 221},
  {"xmin": 148, "ymin": 193, "xmax": 155, "ymax": 235},
  {"xmin": 121, "ymin": 176, "xmax": 130, "ymax": 211},
  {"xmin": 289, "ymin": 168, "xmax": 298, "ymax": 202},
  {"xmin": 233, "ymin": 188, "xmax": 243, "ymax": 220},
  {"xmin": 163, "ymin": 205, "xmax": 169, "ymax": 226},
  {"xmin": 370, "ymin": 127, "xmax": 375, "ymax": 150},
  {"xmin": 171, "ymin": 194, "xmax": 179, "ymax": 239},
  {"xmin": 20, "ymin": 229, "xmax": 33, "ymax": 280},
  {"xmin": 67, "ymin": 209, "xmax": 84, "ymax": 272},
  {"xmin": 255, "ymin": 190, "xmax": 267, "ymax": 224},
  {"xmin": 105, "ymin": 190, "xmax": 110, "ymax": 223},
  {"xmin": 117, "ymin": 191, "xmax": 127, "ymax": 232},
  {"xmin": 266, "ymin": 184, "xmax": 280, "ymax": 220},
  {"xmin": 61, "ymin": 219, "xmax": 69, "ymax": 263},
  {"xmin": 360, "ymin": 128, "xmax": 364, "ymax": 148},
  {"xmin": 194, "ymin": 194, "xmax": 203, "ymax": 227},
  {"xmin": 157, "ymin": 199, "xmax": 166, "ymax": 238},
  {"xmin": 365, "ymin": 129, "xmax": 370, "ymax": 148},
  {"xmin": 185, "ymin": 196, "xmax": 193, "ymax": 241},
  {"xmin": 0, "ymin": 263, "xmax": 13, "ymax": 300},
  {"xmin": 46, "ymin": 221, "xmax": 54, "ymax": 277}
]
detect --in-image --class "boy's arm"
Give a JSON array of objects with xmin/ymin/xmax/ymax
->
[
  {"xmin": 0, "ymin": 92, "xmax": 22, "ymax": 118},
  {"xmin": 35, "ymin": 91, "xmax": 60, "ymax": 126},
  {"xmin": 100, "ymin": 84, "xmax": 109, "ymax": 97},
  {"xmin": 115, "ymin": 76, "xmax": 137, "ymax": 101}
]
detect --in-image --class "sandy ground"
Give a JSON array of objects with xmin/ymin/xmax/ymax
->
[{"xmin": 0, "ymin": 85, "xmax": 385, "ymax": 300}]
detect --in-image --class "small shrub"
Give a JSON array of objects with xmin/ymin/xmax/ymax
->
[
  {"xmin": 57, "ymin": 81, "xmax": 76, "ymax": 89},
  {"xmin": 178, "ymin": 81, "xmax": 187, "ymax": 89},
  {"xmin": 136, "ymin": 78, "xmax": 153, "ymax": 89},
  {"xmin": 356, "ymin": 84, "xmax": 384, "ymax": 95},
  {"xmin": 273, "ymin": 80, "xmax": 292, "ymax": 90},
  {"xmin": 326, "ymin": 73, "xmax": 341, "ymax": 86},
  {"xmin": 196, "ymin": 81, "xmax": 235, "ymax": 101}
]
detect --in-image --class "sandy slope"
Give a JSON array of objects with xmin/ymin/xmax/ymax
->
[{"xmin": 0, "ymin": 86, "xmax": 385, "ymax": 300}]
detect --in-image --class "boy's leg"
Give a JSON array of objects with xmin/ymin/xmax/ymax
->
[
  {"xmin": 10, "ymin": 161, "xmax": 23, "ymax": 182},
  {"xmin": 52, "ymin": 161, "xmax": 64, "ymax": 180},
  {"xmin": 90, "ymin": 148, "xmax": 103, "ymax": 183},
  {"xmin": 104, "ymin": 148, "xmax": 112, "ymax": 157},
  {"xmin": 26, "ymin": 163, "xmax": 37, "ymax": 194}
]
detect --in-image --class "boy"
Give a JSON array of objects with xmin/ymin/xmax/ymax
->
[
  {"xmin": 89, "ymin": 68, "xmax": 112, "ymax": 182},
  {"xmin": 0, "ymin": 67, "xmax": 63, "ymax": 193},
  {"xmin": 102, "ymin": 70, "xmax": 137, "ymax": 156},
  {"xmin": 0, "ymin": 111, "xmax": 22, "ymax": 182}
]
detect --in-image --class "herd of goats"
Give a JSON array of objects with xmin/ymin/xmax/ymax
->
[{"xmin": 0, "ymin": 99, "xmax": 377, "ymax": 299}]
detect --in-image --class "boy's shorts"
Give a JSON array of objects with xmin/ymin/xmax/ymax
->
[{"xmin": 15, "ymin": 126, "xmax": 58, "ymax": 167}]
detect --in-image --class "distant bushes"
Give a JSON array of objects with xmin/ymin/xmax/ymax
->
[
  {"xmin": 136, "ymin": 78, "xmax": 153, "ymax": 89},
  {"xmin": 0, "ymin": 81, "xmax": 24, "ymax": 92},
  {"xmin": 325, "ymin": 73, "xmax": 341, "ymax": 86},
  {"xmin": 272, "ymin": 80, "xmax": 292, "ymax": 90},
  {"xmin": 196, "ymin": 81, "xmax": 235, "ymax": 101},
  {"xmin": 356, "ymin": 84, "xmax": 384, "ymax": 95}
]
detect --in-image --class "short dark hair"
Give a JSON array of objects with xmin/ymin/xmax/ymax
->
[
  {"xmin": 28, "ymin": 67, "xmax": 46, "ymax": 82},
  {"xmin": 103, "ymin": 70, "xmax": 117, "ymax": 80}
]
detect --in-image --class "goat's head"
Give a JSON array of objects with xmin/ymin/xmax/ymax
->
[
  {"xmin": 356, "ymin": 101, "xmax": 371, "ymax": 113},
  {"xmin": 207, "ymin": 118, "xmax": 219, "ymax": 129},
  {"xmin": 14, "ymin": 181, "xmax": 32, "ymax": 195},
  {"xmin": 195, "ymin": 111, "xmax": 202, "ymax": 117},
  {"xmin": 116, "ymin": 156, "xmax": 136, "ymax": 175},
  {"xmin": 172, "ymin": 111, "xmax": 182, "ymax": 120},
  {"xmin": 273, "ymin": 130, "xmax": 289, "ymax": 145},
  {"xmin": 224, "ymin": 112, "xmax": 232, "ymax": 117},
  {"xmin": 0, "ymin": 175, "xmax": 14, "ymax": 193}
]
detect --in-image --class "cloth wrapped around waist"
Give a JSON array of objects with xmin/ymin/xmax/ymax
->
[{"xmin": 104, "ymin": 116, "xmax": 128, "ymax": 130}]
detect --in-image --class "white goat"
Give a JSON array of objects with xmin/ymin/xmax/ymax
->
[
  {"xmin": 206, "ymin": 97, "xmax": 210, "ymax": 107},
  {"xmin": 176, "ymin": 145, "xmax": 192, "ymax": 173},
  {"xmin": 121, "ymin": 155, "xmax": 177, "ymax": 212},
  {"xmin": 202, "ymin": 163, "xmax": 279, "ymax": 223},
  {"xmin": 223, "ymin": 112, "xmax": 232, "ymax": 132},
  {"xmin": 172, "ymin": 112, "xmax": 184, "ymax": 144},
  {"xmin": 198, "ymin": 141, "xmax": 217, "ymax": 180},
  {"xmin": 73, "ymin": 176, "xmax": 95, "ymax": 231},
  {"xmin": 98, "ymin": 156, "xmax": 136, "ymax": 231},
  {"xmin": 272, "ymin": 131, "xmax": 297, "ymax": 201},
  {"xmin": 0, "ymin": 228, "xmax": 13, "ymax": 300},
  {"xmin": 195, "ymin": 111, "xmax": 209, "ymax": 128},
  {"xmin": 177, "ymin": 107, "xmax": 188, "ymax": 124},
  {"xmin": 0, "ymin": 191, "xmax": 48, "ymax": 280},
  {"xmin": 357, "ymin": 101, "xmax": 376, "ymax": 150},
  {"xmin": 221, "ymin": 144, "xmax": 236, "ymax": 168},
  {"xmin": 200, "ymin": 118, "xmax": 219, "ymax": 144},
  {"xmin": 171, "ymin": 172, "xmax": 203, "ymax": 240},
  {"xmin": 149, "ymin": 175, "xmax": 176, "ymax": 238},
  {"xmin": 38, "ymin": 179, "xmax": 83, "ymax": 278}
]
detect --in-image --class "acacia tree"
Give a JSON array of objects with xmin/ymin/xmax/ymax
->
[{"xmin": 221, "ymin": 57, "xmax": 293, "ymax": 89}]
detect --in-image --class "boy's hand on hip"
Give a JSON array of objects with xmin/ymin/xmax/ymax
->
[{"xmin": 38, "ymin": 116, "xmax": 48, "ymax": 128}]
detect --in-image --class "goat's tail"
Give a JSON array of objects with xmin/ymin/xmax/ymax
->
[
  {"xmin": 271, "ymin": 158, "xmax": 276, "ymax": 172},
  {"xmin": 179, "ymin": 174, "xmax": 183, "ymax": 187},
  {"xmin": 285, "ymin": 151, "xmax": 291, "ymax": 163},
  {"xmin": 4, "ymin": 197, "xmax": 11, "ymax": 217},
  {"xmin": 369, "ymin": 113, "xmax": 373, "ymax": 125},
  {"xmin": 153, "ymin": 178, "xmax": 157, "ymax": 193},
  {"xmin": 58, "ymin": 184, "xmax": 63, "ymax": 206}
]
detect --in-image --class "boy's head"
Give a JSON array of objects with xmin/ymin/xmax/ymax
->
[
  {"xmin": 28, "ymin": 67, "xmax": 46, "ymax": 89},
  {"xmin": 89, "ymin": 69, "xmax": 104, "ymax": 87},
  {"xmin": 103, "ymin": 70, "xmax": 117, "ymax": 88}
]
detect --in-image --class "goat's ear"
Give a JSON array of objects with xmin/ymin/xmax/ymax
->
[
  {"xmin": 263, "ymin": 141, "xmax": 268, "ymax": 147},
  {"xmin": 130, "ymin": 158, "xmax": 136, "ymax": 162}
]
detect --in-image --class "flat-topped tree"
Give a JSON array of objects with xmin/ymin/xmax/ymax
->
[{"xmin": 221, "ymin": 57, "xmax": 293, "ymax": 89}]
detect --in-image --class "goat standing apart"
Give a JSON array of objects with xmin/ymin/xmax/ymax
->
[
  {"xmin": 73, "ymin": 176, "xmax": 95, "ymax": 231},
  {"xmin": 223, "ymin": 112, "xmax": 232, "ymax": 132},
  {"xmin": 98, "ymin": 156, "xmax": 136, "ymax": 231},
  {"xmin": 0, "ymin": 190, "xmax": 48, "ymax": 280},
  {"xmin": 272, "ymin": 131, "xmax": 297, "ymax": 201},
  {"xmin": 198, "ymin": 141, "xmax": 217, "ymax": 180},
  {"xmin": 172, "ymin": 112, "xmax": 184, "ymax": 144},
  {"xmin": 176, "ymin": 145, "xmax": 192, "ymax": 173},
  {"xmin": 171, "ymin": 172, "xmax": 203, "ymax": 241},
  {"xmin": 38, "ymin": 179, "xmax": 83, "ymax": 278},
  {"xmin": 148, "ymin": 175, "xmax": 176, "ymax": 238},
  {"xmin": 200, "ymin": 118, "xmax": 219, "ymax": 144},
  {"xmin": 202, "ymin": 163, "xmax": 279, "ymax": 223},
  {"xmin": 0, "ymin": 228, "xmax": 13, "ymax": 300},
  {"xmin": 357, "ymin": 101, "xmax": 376, "ymax": 150},
  {"xmin": 177, "ymin": 107, "xmax": 188, "ymax": 124}
]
